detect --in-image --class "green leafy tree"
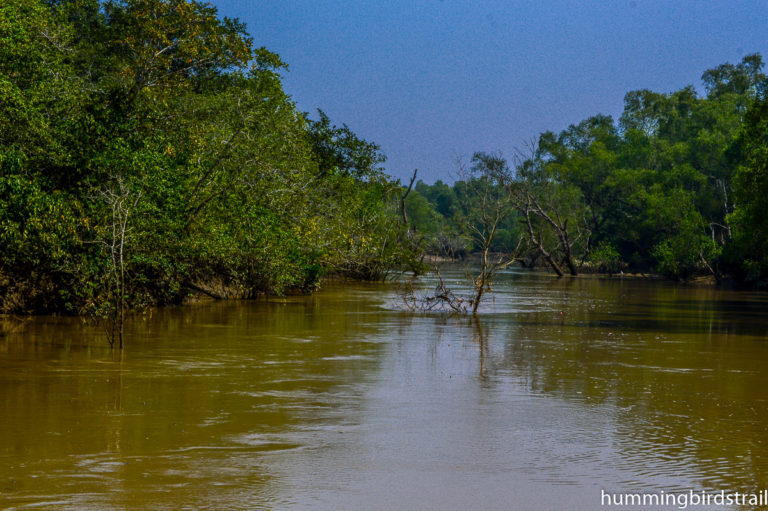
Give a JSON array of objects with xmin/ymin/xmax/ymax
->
[
  {"xmin": 725, "ymin": 98, "xmax": 768, "ymax": 285},
  {"xmin": 305, "ymin": 109, "xmax": 386, "ymax": 180}
]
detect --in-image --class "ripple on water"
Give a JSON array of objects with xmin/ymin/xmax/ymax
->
[{"xmin": 227, "ymin": 433, "xmax": 305, "ymax": 453}]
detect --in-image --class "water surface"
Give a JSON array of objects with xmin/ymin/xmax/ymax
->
[{"xmin": 2, "ymin": 270, "xmax": 768, "ymax": 510}]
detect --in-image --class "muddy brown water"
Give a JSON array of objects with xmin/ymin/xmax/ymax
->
[{"xmin": 2, "ymin": 269, "xmax": 768, "ymax": 510}]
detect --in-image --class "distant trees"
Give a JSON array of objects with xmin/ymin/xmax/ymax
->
[{"xmin": 408, "ymin": 54, "xmax": 768, "ymax": 286}]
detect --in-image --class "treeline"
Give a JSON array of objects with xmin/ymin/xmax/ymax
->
[
  {"xmin": 3, "ymin": 1, "xmax": 768, "ymax": 319},
  {"xmin": 0, "ymin": 0, "xmax": 417, "ymax": 314},
  {"xmin": 405, "ymin": 55, "xmax": 768, "ymax": 286}
]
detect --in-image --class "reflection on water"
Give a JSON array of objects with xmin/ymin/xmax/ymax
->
[{"xmin": 1, "ymin": 271, "xmax": 768, "ymax": 510}]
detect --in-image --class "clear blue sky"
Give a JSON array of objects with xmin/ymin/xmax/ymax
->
[{"xmin": 213, "ymin": 0, "xmax": 768, "ymax": 184}]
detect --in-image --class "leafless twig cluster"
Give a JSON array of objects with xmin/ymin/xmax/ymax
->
[
  {"xmin": 398, "ymin": 267, "xmax": 471, "ymax": 314},
  {"xmin": 88, "ymin": 175, "xmax": 143, "ymax": 349}
]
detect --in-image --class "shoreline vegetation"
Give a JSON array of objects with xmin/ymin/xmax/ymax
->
[{"xmin": 2, "ymin": 1, "xmax": 768, "ymax": 324}]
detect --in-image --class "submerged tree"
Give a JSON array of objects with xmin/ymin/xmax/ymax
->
[
  {"xmin": 93, "ymin": 175, "xmax": 142, "ymax": 349},
  {"xmin": 455, "ymin": 152, "xmax": 523, "ymax": 314}
]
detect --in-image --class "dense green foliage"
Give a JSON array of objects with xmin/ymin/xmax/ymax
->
[
  {"xmin": 0, "ymin": 0, "xmax": 415, "ymax": 314},
  {"xmin": 3, "ymin": 0, "xmax": 768, "ymax": 318},
  {"xmin": 407, "ymin": 55, "xmax": 768, "ymax": 284},
  {"xmin": 725, "ymin": 98, "xmax": 768, "ymax": 286}
]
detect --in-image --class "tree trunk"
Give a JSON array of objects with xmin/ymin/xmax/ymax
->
[
  {"xmin": 400, "ymin": 168, "xmax": 417, "ymax": 236},
  {"xmin": 522, "ymin": 204, "xmax": 564, "ymax": 277}
]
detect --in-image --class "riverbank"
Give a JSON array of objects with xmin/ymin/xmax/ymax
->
[
  {"xmin": 420, "ymin": 253, "xmax": 723, "ymax": 285},
  {"xmin": 0, "ymin": 257, "xmax": 734, "ymax": 317}
]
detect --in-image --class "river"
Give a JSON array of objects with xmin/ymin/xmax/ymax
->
[{"xmin": 1, "ymin": 269, "xmax": 768, "ymax": 510}]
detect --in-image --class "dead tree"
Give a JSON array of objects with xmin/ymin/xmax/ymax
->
[
  {"xmin": 520, "ymin": 192, "xmax": 583, "ymax": 276},
  {"xmin": 399, "ymin": 267, "xmax": 470, "ymax": 314},
  {"xmin": 520, "ymin": 194, "xmax": 564, "ymax": 277},
  {"xmin": 96, "ymin": 176, "xmax": 142, "ymax": 349},
  {"xmin": 509, "ymin": 139, "xmax": 587, "ymax": 277},
  {"xmin": 456, "ymin": 153, "xmax": 524, "ymax": 314},
  {"xmin": 400, "ymin": 168, "xmax": 418, "ymax": 235}
]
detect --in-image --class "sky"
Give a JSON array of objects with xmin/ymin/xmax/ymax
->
[{"xmin": 212, "ymin": 0, "xmax": 768, "ymax": 184}]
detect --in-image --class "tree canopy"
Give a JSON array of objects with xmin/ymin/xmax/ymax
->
[
  {"xmin": 2, "ymin": 1, "xmax": 767, "ymax": 318},
  {"xmin": 0, "ymin": 0, "xmax": 416, "ymax": 314},
  {"xmin": 408, "ymin": 54, "xmax": 768, "ymax": 285}
]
